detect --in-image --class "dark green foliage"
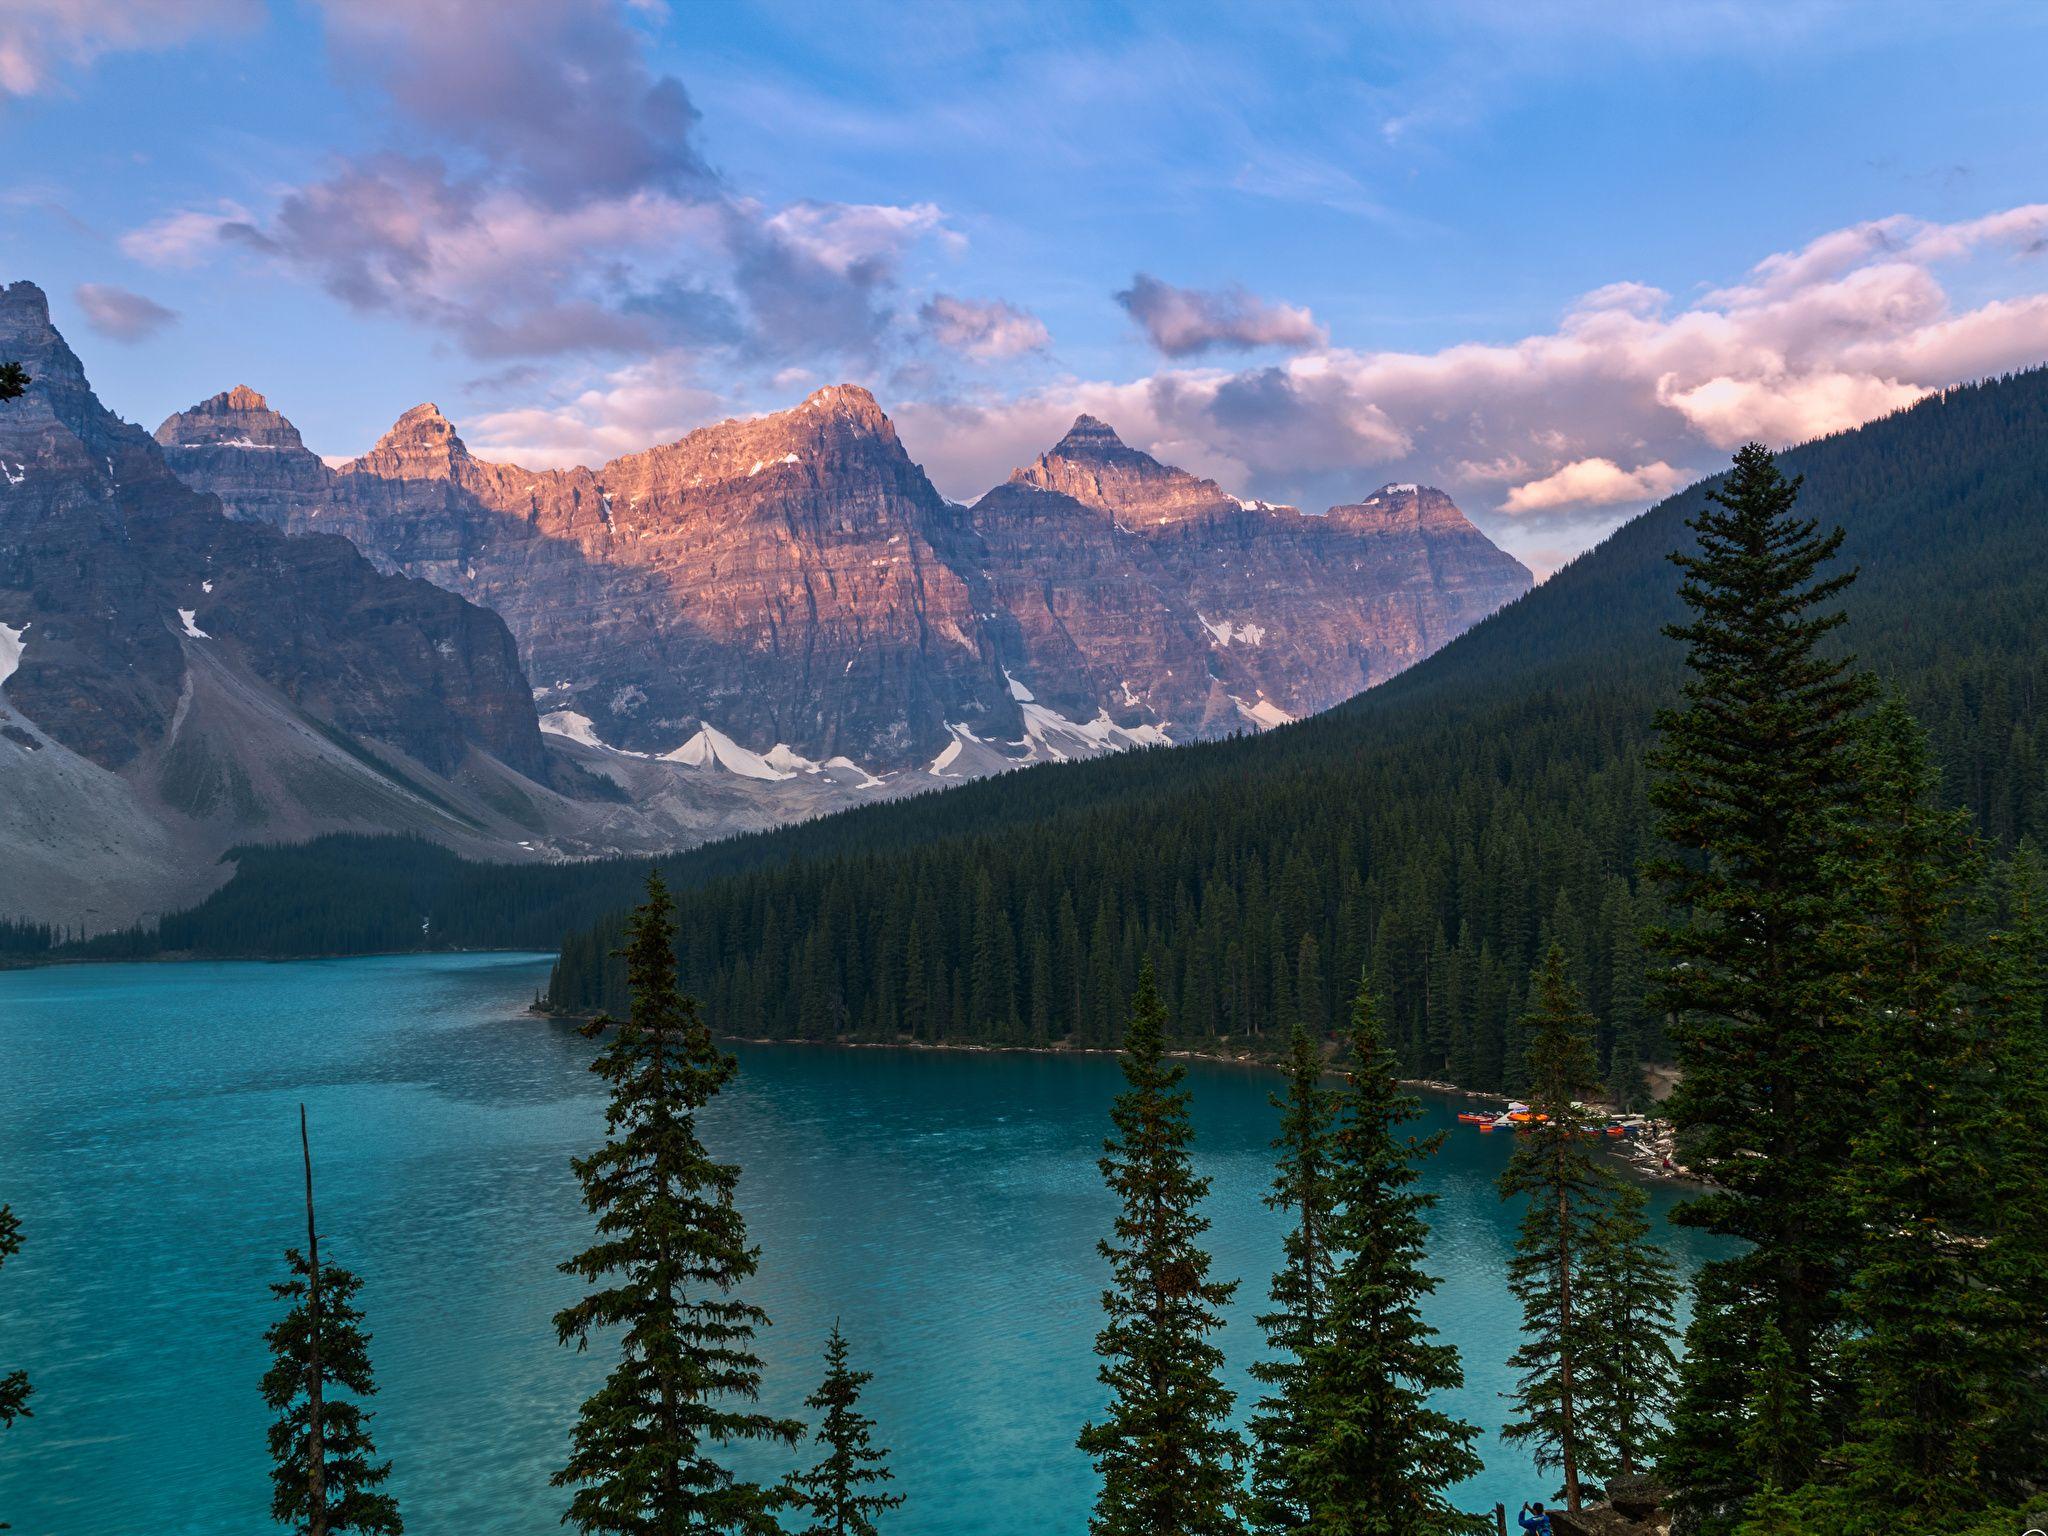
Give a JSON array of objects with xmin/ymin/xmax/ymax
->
[
  {"xmin": 0, "ymin": 362, "xmax": 26, "ymax": 403},
  {"xmin": 0, "ymin": 919, "xmax": 54, "ymax": 958},
  {"xmin": 1287, "ymin": 974, "xmax": 1484, "ymax": 1536},
  {"xmin": 1, "ymin": 1203, "xmax": 30, "ymax": 1530},
  {"xmin": 1577, "ymin": 1183, "xmax": 1679, "ymax": 1481},
  {"xmin": 1497, "ymin": 948, "xmax": 1613, "ymax": 1510},
  {"xmin": 1647, "ymin": 442, "xmax": 1871, "ymax": 1515},
  {"xmin": 1246, "ymin": 1023, "xmax": 1339, "ymax": 1534},
  {"xmin": 781, "ymin": 1324, "xmax": 903, "ymax": 1536},
  {"xmin": 64, "ymin": 373, "xmax": 2048, "ymax": 1092},
  {"xmin": 554, "ymin": 872, "xmax": 800, "ymax": 1535},
  {"xmin": 521, "ymin": 369, "xmax": 2048, "ymax": 1087},
  {"xmin": 262, "ymin": 1249, "xmax": 401, "ymax": 1536},
  {"xmin": 1831, "ymin": 699, "xmax": 2007, "ymax": 1517},
  {"xmin": 1077, "ymin": 963, "xmax": 1243, "ymax": 1536},
  {"xmin": 1980, "ymin": 846, "xmax": 2048, "ymax": 1491}
]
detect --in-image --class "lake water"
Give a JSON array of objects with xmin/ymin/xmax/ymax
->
[{"xmin": 0, "ymin": 954, "xmax": 1721, "ymax": 1534}]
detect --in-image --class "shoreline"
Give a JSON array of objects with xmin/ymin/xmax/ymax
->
[{"xmin": 534, "ymin": 1004, "xmax": 1704, "ymax": 1186}]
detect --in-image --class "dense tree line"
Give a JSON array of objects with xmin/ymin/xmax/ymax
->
[{"xmin": 543, "ymin": 371, "xmax": 2048, "ymax": 1098}]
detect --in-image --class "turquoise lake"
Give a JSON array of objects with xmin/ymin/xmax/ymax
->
[{"xmin": 0, "ymin": 953, "xmax": 1721, "ymax": 1534}]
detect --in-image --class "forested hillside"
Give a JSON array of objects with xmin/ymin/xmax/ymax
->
[{"xmin": 544, "ymin": 369, "xmax": 2048, "ymax": 1092}]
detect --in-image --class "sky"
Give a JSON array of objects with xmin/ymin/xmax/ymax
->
[{"xmin": 6, "ymin": 1, "xmax": 2048, "ymax": 572}]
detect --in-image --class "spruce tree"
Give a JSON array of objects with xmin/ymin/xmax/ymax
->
[
  {"xmin": 1247, "ymin": 1021, "xmax": 1339, "ymax": 1534},
  {"xmin": 1497, "ymin": 947, "xmax": 1612, "ymax": 1510},
  {"xmin": 261, "ymin": 1107, "xmax": 401, "ymax": 1536},
  {"xmin": 781, "ymin": 1324, "xmax": 903, "ymax": 1536},
  {"xmin": 1578, "ymin": 1183, "xmax": 1679, "ymax": 1480},
  {"xmin": 555, "ymin": 871, "xmax": 800, "ymax": 1535},
  {"xmin": 1831, "ymin": 698, "xmax": 2006, "ymax": 1518},
  {"xmin": 1076, "ymin": 961, "xmax": 1243, "ymax": 1536},
  {"xmin": 1287, "ymin": 972, "xmax": 1484, "ymax": 1536},
  {"xmin": 1646, "ymin": 442, "xmax": 1871, "ymax": 1514},
  {"xmin": 1, "ymin": 1200, "xmax": 30, "ymax": 1533},
  {"xmin": 0, "ymin": 363, "xmax": 26, "ymax": 403},
  {"xmin": 1980, "ymin": 845, "xmax": 2048, "ymax": 1495}
]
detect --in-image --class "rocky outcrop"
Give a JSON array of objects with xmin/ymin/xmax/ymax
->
[
  {"xmin": 977, "ymin": 421, "xmax": 1534, "ymax": 729},
  {"xmin": 0, "ymin": 281, "xmax": 567, "ymax": 925},
  {"xmin": 164, "ymin": 391, "xmax": 1532, "ymax": 770}
]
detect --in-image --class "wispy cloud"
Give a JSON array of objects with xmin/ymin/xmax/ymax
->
[
  {"xmin": 73, "ymin": 282, "xmax": 179, "ymax": 342},
  {"xmin": 1115, "ymin": 274, "xmax": 1325, "ymax": 358},
  {"xmin": 0, "ymin": 0, "xmax": 259, "ymax": 97}
]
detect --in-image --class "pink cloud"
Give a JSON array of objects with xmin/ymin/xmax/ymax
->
[
  {"xmin": 919, "ymin": 295, "xmax": 1050, "ymax": 360},
  {"xmin": 1503, "ymin": 458, "xmax": 1689, "ymax": 514},
  {"xmin": 0, "ymin": 0, "xmax": 259, "ymax": 96},
  {"xmin": 1115, "ymin": 273, "xmax": 1326, "ymax": 357}
]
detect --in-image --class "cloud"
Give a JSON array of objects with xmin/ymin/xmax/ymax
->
[
  {"xmin": 1502, "ymin": 457, "xmax": 1689, "ymax": 513},
  {"xmin": 73, "ymin": 282, "xmax": 179, "ymax": 342},
  {"xmin": 128, "ymin": 0, "xmax": 959, "ymax": 371},
  {"xmin": 119, "ymin": 202, "xmax": 256, "ymax": 268},
  {"xmin": 0, "ymin": 0, "xmax": 259, "ymax": 96},
  {"xmin": 884, "ymin": 203, "xmax": 2048, "ymax": 571},
  {"xmin": 465, "ymin": 353, "xmax": 726, "ymax": 466},
  {"xmin": 919, "ymin": 295, "xmax": 1050, "ymax": 359},
  {"xmin": 310, "ymin": 0, "xmax": 712, "ymax": 207},
  {"xmin": 1115, "ymin": 273, "xmax": 1327, "ymax": 357}
]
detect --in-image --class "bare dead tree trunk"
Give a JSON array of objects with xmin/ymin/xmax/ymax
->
[{"xmin": 301, "ymin": 1104, "xmax": 328, "ymax": 1536}]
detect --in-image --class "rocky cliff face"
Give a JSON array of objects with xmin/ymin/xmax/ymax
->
[
  {"xmin": 0, "ymin": 281, "xmax": 573, "ymax": 925},
  {"xmin": 162, "ymin": 386, "xmax": 1531, "ymax": 772}
]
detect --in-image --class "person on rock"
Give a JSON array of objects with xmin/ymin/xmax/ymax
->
[{"xmin": 1519, "ymin": 1500, "xmax": 1553, "ymax": 1535}]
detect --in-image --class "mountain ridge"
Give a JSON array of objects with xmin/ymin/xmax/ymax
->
[{"xmin": 161, "ymin": 384, "xmax": 1532, "ymax": 767}]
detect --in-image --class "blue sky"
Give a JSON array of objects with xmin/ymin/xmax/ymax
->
[{"xmin": 6, "ymin": 0, "xmax": 2048, "ymax": 569}]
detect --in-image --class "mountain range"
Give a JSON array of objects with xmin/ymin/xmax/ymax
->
[
  {"xmin": 1, "ymin": 278, "xmax": 1528, "ymax": 928},
  {"xmin": 158, "ymin": 381, "xmax": 1526, "ymax": 769}
]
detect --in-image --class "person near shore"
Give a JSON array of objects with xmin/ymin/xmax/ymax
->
[{"xmin": 1519, "ymin": 1500, "xmax": 1553, "ymax": 1534}]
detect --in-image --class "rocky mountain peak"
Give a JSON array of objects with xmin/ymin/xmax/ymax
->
[
  {"xmin": 1010, "ymin": 415, "xmax": 1238, "ymax": 525},
  {"xmin": 1051, "ymin": 414, "xmax": 1130, "ymax": 457},
  {"xmin": 1328, "ymin": 481, "xmax": 1478, "ymax": 532},
  {"xmin": 154, "ymin": 385, "xmax": 308, "ymax": 452},
  {"xmin": 349, "ymin": 402, "xmax": 474, "ymax": 482},
  {"xmin": 800, "ymin": 383, "xmax": 888, "ymax": 425}
]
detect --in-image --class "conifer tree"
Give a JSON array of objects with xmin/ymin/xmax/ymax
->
[
  {"xmin": 1646, "ymin": 442, "xmax": 1872, "ymax": 1514},
  {"xmin": 0, "ymin": 363, "xmax": 26, "ymax": 403},
  {"xmin": 1831, "ymin": 698, "xmax": 2006, "ymax": 1518},
  {"xmin": 1980, "ymin": 845, "xmax": 2048, "ymax": 1494},
  {"xmin": 1076, "ymin": 961, "xmax": 1243, "ymax": 1536},
  {"xmin": 262, "ymin": 1107, "xmax": 401, "ymax": 1536},
  {"xmin": 1497, "ymin": 948, "xmax": 1612, "ymax": 1510},
  {"xmin": 1, "ymin": 1200, "xmax": 30, "ymax": 1533},
  {"xmin": 1288, "ymin": 972, "xmax": 1484, "ymax": 1536},
  {"xmin": 555, "ymin": 871, "xmax": 800, "ymax": 1535},
  {"xmin": 782, "ymin": 1324, "xmax": 903, "ymax": 1536},
  {"xmin": 1247, "ymin": 1022, "xmax": 1339, "ymax": 1533},
  {"xmin": 1578, "ymin": 1183, "xmax": 1679, "ymax": 1480}
]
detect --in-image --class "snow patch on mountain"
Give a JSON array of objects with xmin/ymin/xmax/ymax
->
[{"xmin": 0, "ymin": 621, "xmax": 26, "ymax": 688}]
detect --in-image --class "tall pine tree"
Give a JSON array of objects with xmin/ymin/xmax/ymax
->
[
  {"xmin": 1980, "ymin": 846, "xmax": 2048, "ymax": 1495},
  {"xmin": 1287, "ymin": 972, "xmax": 1484, "ymax": 1536},
  {"xmin": 261, "ymin": 1107, "xmax": 401, "ymax": 1536},
  {"xmin": 0, "ymin": 1199, "xmax": 30, "ymax": 1534},
  {"xmin": 1247, "ymin": 1021, "xmax": 1339, "ymax": 1534},
  {"xmin": 1076, "ymin": 961, "xmax": 1243, "ymax": 1536},
  {"xmin": 1497, "ymin": 947, "xmax": 1612, "ymax": 1511},
  {"xmin": 1833, "ymin": 698, "xmax": 2007, "ymax": 1519},
  {"xmin": 1577, "ymin": 1183, "xmax": 1679, "ymax": 1481},
  {"xmin": 1647, "ymin": 442, "xmax": 1871, "ymax": 1518},
  {"xmin": 781, "ymin": 1324, "xmax": 903, "ymax": 1536},
  {"xmin": 555, "ymin": 871, "xmax": 800, "ymax": 1535}
]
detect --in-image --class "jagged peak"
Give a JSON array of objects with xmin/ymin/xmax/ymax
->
[
  {"xmin": 1050, "ymin": 413, "xmax": 1131, "ymax": 456},
  {"xmin": 797, "ymin": 383, "xmax": 889, "ymax": 428},
  {"xmin": 221, "ymin": 384, "xmax": 269, "ymax": 411},
  {"xmin": 0, "ymin": 280, "xmax": 52, "ymax": 322},
  {"xmin": 155, "ymin": 384, "xmax": 308, "ymax": 451}
]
